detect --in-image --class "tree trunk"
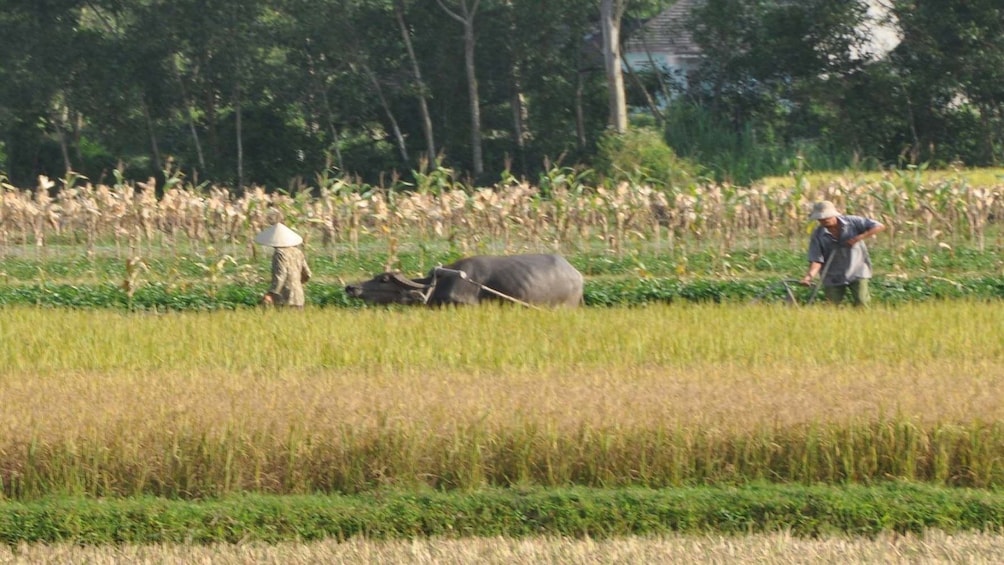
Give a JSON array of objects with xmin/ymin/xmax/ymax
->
[
  {"xmin": 395, "ymin": 1, "xmax": 436, "ymax": 166},
  {"xmin": 639, "ymin": 27, "xmax": 674, "ymax": 105},
  {"xmin": 576, "ymin": 69, "xmax": 587, "ymax": 149},
  {"xmin": 55, "ymin": 125, "xmax": 72, "ymax": 176},
  {"xmin": 181, "ymin": 85, "xmax": 205, "ymax": 172},
  {"xmin": 186, "ymin": 104, "xmax": 206, "ymax": 174},
  {"xmin": 511, "ymin": 69, "xmax": 528, "ymax": 176},
  {"xmin": 141, "ymin": 99, "xmax": 163, "ymax": 173},
  {"xmin": 462, "ymin": 15, "xmax": 484, "ymax": 176},
  {"xmin": 304, "ymin": 49, "xmax": 345, "ymax": 171},
  {"xmin": 505, "ymin": 0, "xmax": 528, "ymax": 176},
  {"xmin": 235, "ymin": 81, "xmax": 244, "ymax": 193},
  {"xmin": 52, "ymin": 104, "xmax": 73, "ymax": 175},
  {"xmin": 600, "ymin": 0, "xmax": 628, "ymax": 133},
  {"xmin": 623, "ymin": 55, "xmax": 664, "ymax": 125},
  {"xmin": 172, "ymin": 59, "xmax": 205, "ymax": 172},
  {"xmin": 363, "ymin": 64, "xmax": 409, "ymax": 165},
  {"xmin": 205, "ymin": 86, "xmax": 219, "ymax": 169},
  {"xmin": 437, "ymin": 0, "xmax": 483, "ymax": 177},
  {"xmin": 72, "ymin": 111, "xmax": 84, "ymax": 165},
  {"xmin": 321, "ymin": 89, "xmax": 345, "ymax": 171}
]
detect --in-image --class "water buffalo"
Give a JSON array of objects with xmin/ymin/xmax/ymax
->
[{"xmin": 345, "ymin": 254, "xmax": 584, "ymax": 307}]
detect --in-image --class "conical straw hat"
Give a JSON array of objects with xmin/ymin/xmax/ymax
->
[{"xmin": 254, "ymin": 222, "xmax": 303, "ymax": 247}]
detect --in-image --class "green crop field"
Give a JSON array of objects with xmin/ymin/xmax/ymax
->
[{"xmin": 2, "ymin": 170, "xmax": 1004, "ymax": 554}]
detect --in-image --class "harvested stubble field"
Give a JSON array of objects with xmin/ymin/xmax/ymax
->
[{"xmin": 4, "ymin": 530, "xmax": 1004, "ymax": 564}]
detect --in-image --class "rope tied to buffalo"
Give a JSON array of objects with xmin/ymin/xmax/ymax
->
[{"xmin": 423, "ymin": 266, "xmax": 543, "ymax": 310}]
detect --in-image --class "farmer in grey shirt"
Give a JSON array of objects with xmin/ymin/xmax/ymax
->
[
  {"xmin": 255, "ymin": 222, "xmax": 312, "ymax": 308},
  {"xmin": 800, "ymin": 201, "xmax": 886, "ymax": 306}
]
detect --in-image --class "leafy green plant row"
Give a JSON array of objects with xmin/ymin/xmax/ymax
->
[
  {"xmin": 3, "ymin": 244, "xmax": 1000, "ymax": 282},
  {"xmin": 1, "ymin": 276, "xmax": 1003, "ymax": 310},
  {"xmin": 2, "ymin": 483, "xmax": 1003, "ymax": 545},
  {"xmin": 585, "ymin": 275, "xmax": 1004, "ymax": 306}
]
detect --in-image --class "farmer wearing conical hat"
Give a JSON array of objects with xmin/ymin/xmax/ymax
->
[
  {"xmin": 254, "ymin": 222, "xmax": 312, "ymax": 307},
  {"xmin": 801, "ymin": 201, "xmax": 886, "ymax": 306}
]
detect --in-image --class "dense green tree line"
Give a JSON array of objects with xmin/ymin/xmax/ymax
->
[
  {"xmin": 0, "ymin": 0, "xmax": 1001, "ymax": 189},
  {"xmin": 669, "ymin": 0, "xmax": 1004, "ymax": 181}
]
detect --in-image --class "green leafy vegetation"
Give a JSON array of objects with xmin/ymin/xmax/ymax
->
[
  {"xmin": 1, "ymin": 254, "xmax": 1002, "ymax": 310},
  {"xmin": 1, "ymin": 484, "xmax": 1004, "ymax": 544}
]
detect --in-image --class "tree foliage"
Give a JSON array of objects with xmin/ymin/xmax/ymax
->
[
  {"xmin": 0, "ymin": 0, "xmax": 1001, "ymax": 188},
  {"xmin": 677, "ymin": 0, "xmax": 1004, "ymax": 179}
]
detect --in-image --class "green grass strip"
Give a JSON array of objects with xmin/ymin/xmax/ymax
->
[{"xmin": 1, "ymin": 484, "xmax": 1003, "ymax": 545}]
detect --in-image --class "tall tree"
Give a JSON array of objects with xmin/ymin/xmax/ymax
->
[
  {"xmin": 600, "ymin": 0, "xmax": 629, "ymax": 133},
  {"xmin": 0, "ymin": 0, "xmax": 88, "ymax": 183},
  {"xmin": 394, "ymin": 0, "xmax": 437, "ymax": 166},
  {"xmin": 891, "ymin": 0, "xmax": 1004, "ymax": 165},
  {"xmin": 436, "ymin": 0, "xmax": 484, "ymax": 177},
  {"xmin": 688, "ymin": 0, "xmax": 870, "ymax": 140}
]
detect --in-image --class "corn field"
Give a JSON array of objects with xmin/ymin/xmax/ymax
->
[{"xmin": 1, "ymin": 170, "xmax": 1002, "ymax": 260}]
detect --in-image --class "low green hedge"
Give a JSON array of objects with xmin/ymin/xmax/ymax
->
[
  {"xmin": 0, "ymin": 276, "xmax": 1002, "ymax": 310},
  {"xmin": 583, "ymin": 275, "xmax": 1004, "ymax": 306},
  {"xmin": 1, "ymin": 484, "xmax": 1003, "ymax": 544}
]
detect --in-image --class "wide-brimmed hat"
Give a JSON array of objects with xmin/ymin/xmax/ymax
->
[
  {"xmin": 254, "ymin": 222, "xmax": 303, "ymax": 247},
  {"xmin": 809, "ymin": 200, "xmax": 839, "ymax": 220}
]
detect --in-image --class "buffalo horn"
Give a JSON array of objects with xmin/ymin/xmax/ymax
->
[{"xmin": 389, "ymin": 272, "xmax": 429, "ymax": 289}]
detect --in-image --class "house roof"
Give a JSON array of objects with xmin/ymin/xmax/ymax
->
[{"xmin": 623, "ymin": 0, "xmax": 701, "ymax": 57}]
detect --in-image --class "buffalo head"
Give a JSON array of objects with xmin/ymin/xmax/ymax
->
[{"xmin": 345, "ymin": 271, "xmax": 431, "ymax": 305}]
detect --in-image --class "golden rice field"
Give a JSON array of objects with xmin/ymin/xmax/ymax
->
[{"xmin": 1, "ymin": 302, "xmax": 1002, "ymax": 499}]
